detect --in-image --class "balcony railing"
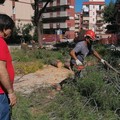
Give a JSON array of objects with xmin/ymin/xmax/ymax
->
[
  {"xmin": 43, "ymin": 23, "xmax": 67, "ymax": 29},
  {"xmin": 97, "ymin": 21, "xmax": 103, "ymax": 24},
  {"xmin": 83, "ymin": 17, "xmax": 89, "ymax": 21},
  {"xmin": 96, "ymin": 16, "xmax": 103, "ymax": 21},
  {"xmin": 43, "ymin": 11, "xmax": 68, "ymax": 18},
  {"xmin": 83, "ymin": 22, "xmax": 89, "ymax": 25},
  {"xmin": 83, "ymin": 14, "xmax": 89, "ymax": 17},
  {"xmin": 96, "ymin": 9, "xmax": 103, "ymax": 13},
  {"xmin": 83, "ymin": 20, "xmax": 89, "ymax": 24},
  {"xmin": 42, "ymin": 0, "xmax": 69, "ymax": 7},
  {"xmin": 96, "ymin": 29, "xmax": 103, "ymax": 32},
  {"xmin": 96, "ymin": 20, "xmax": 104, "ymax": 24}
]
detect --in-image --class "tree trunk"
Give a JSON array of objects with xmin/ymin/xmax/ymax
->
[
  {"xmin": 37, "ymin": 18, "xmax": 43, "ymax": 48},
  {"xmin": 0, "ymin": 0, "xmax": 5, "ymax": 4}
]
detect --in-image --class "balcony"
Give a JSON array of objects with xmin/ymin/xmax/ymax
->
[
  {"xmin": 83, "ymin": 17, "xmax": 89, "ymax": 21},
  {"xmin": 83, "ymin": 20, "xmax": 89, "ymax": 25},
  {"xmin": 96, "ymin": 29, "xmax": 103, "ymax": 32},
  {"xmin": 96, "ymin": 22, "xmax": 104, "ymax": 25},
  {"xmin": 96, "ymin": 16, "xmax": 103, "ymax": 21},
  {"xmin": 60, "ymin": 0, "xmax": 69, "ymax": 6},
  {"xmin": 75, "ymin": 20, "xmax": 80, "ymax": 23},
  {"xmin": 82, "ymin": 12, "xmax": 89, "ymax": 17},
  {"xmin": 42, "ymin": 11, "xmax": 69, "ymax": 19},
  {"xmin": 43, "ymin": 1, "xmax": 70, "ymax": 9},
  {"xmin": 43, "ymin": 24, "xmax": 50, "ymax": 29},
  {"xmin": 43, "ymin": 23, "xmax": 67, "ymax": 29},
  {"xmin": 75, "ymin": 17, "xmax": 80, "ymax": 20},
  {"xmin": 96, "ymin": 21, "xmax": 104, "ymax": 26},
  {"xmin": 96, "ymin": 9, "xmax": 103, "ymax": 13}
]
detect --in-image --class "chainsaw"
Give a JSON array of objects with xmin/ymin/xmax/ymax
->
[{"xmin": 74, "ymin": 61, "xmax": 120, "ymax": 75}]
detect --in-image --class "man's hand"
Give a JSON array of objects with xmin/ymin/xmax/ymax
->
[
  {"xmin": 101, "ymin": 59, "xmax": 106, "ymax": 64},
  {"xmin": 75, "ymin": 59, "xmax": 83, "ymax": 65},
  {"xmin": 8, "ymin": 92, "xmax": 17, "ymax": 107}
]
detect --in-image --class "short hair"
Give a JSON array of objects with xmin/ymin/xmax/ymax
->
[{"xmin": 0, "ymin": 14, "xmax": 15, "ymax": 31}]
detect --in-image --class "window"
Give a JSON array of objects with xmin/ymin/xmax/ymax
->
[{"xmin": 60, "ymin": 7, "xmax": 65, "ymax": 11}]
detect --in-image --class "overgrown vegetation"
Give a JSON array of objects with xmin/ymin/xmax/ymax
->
[
  {"xmin": 103, "ymin": 0, "xmax": 116, "ymax": 24},
  {"xmin": 11, "ymin": 43, "xmax": 120, "ymax": 119},
  {"xmin": 12, "ymin": 46, "xmax": 70, "ymax": 75}
]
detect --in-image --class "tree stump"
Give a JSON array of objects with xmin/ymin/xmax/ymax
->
[
  {"xmin": 21, "ymin": 42, "xmax": 28, "ymax": 51},
  {"xmin": 31, "ymin": 40, "xmax": 37, "ymax": 50}
]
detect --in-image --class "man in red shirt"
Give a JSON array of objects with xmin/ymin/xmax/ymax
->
[{"xmin": 0, "ymin": 14, "xmax": 17, "ymax": 120}]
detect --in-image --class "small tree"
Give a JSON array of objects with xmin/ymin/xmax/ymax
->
[
  {"xmin": 22, "ymin": 24, "xmax": 33, "ymax": 43},
  {"xmin": 103, "ymin": 1, "xmax": 119, "ymax": 33}
]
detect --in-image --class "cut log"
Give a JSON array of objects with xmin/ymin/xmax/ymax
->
[{"xmin": 51, "ymin": 60, "xmax": 63, "ymax": 68}]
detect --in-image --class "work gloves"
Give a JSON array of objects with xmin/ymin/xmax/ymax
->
[
  {"xmin": 101, "ymin": 59, "xmax": 106, "ymax": 64},
  {"xmin": 75, "ymin": 59, "xmax": 83, "ymax": 65},
  {"xmin": 76, "ymin": 59, "xmax": 106, "ymax": 65}
]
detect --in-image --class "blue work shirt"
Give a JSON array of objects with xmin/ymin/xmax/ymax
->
[{"xmin": 70, "ymin": 41, "xmax": 93, "ymax": 65}]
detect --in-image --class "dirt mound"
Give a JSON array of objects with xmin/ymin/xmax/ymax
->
[{"xmin": 14, "ymin": 65, "xmax": 73, "ymax": 94}]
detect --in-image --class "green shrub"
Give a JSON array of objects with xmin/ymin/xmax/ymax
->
[{"xmin": 14, "ymin": 61, "xmax": 43, "ymax": 75}]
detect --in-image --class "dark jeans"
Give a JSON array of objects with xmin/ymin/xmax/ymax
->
[{"xmin": 0, "ymin": 94, "xmax": 10, "ymax": 120}]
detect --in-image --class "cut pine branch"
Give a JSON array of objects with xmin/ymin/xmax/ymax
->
[{"xmin": 105, "ymin": 61, "xmax": 120, "ymax": 75}]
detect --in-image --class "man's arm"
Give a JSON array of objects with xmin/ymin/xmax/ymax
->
[
  {"xmin": 92, "ymin": 50, "xmax": 105, "ymax": 64},
  {"xmin": 92, "ymin": 50, "xmax": 102, "ymax": 60},
  {"xmin": 0, "ymin": 60, "xmax": 16, "ymax": 106},
  {"xmin": 69, "ymin": 49, "xmax": 78, "ymax": 60},
  {"xmin": 69, "ymin": 50, "xmax": 83, "ymax": 65},
  {"xmin": 0, "ymin": 61, "xmax": 14, "ymax": 93}
]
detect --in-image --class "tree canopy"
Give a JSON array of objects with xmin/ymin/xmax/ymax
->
[{"xmin": 103, "ymin": 0, "xmax": 116, "ymax": 24}]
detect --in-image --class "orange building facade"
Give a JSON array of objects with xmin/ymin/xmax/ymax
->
[{"xmin": 40, "ymin": 0, "xmax": 75, "ymax": 40}]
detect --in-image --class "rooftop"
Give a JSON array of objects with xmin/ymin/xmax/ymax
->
[{"xmin": 83, "ymin": 1, "xmax": 105, "ymax": 5}]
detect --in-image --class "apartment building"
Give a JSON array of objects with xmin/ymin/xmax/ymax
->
[
  {"xmin": 40, "ymin": 0, "xmax": 75, "ymax": 40},
  {"xmin": 75, "ymin": 12, "xmax": 82, "ymax": 33},
  {"xmin": 0, "ymin": 0, "xmax": 34, "ymax": 27},
  {"xmin": 82, "ymin": 0, "xmax": 106, "ymax": 38}
]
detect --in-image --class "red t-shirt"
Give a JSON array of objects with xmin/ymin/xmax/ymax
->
[{"xmin": 0, "ymin": 37, "xmax": 15, "ymax": 94}]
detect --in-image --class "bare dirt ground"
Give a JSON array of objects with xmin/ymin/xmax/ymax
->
[{"xmin": 14, "ymin": 65, "xmax": 74, "ymax": 94}]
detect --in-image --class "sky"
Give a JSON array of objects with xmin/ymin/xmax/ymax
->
[{"xmin": 75, "ymin": 0, "xmax": 116, "ymax": 12}]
